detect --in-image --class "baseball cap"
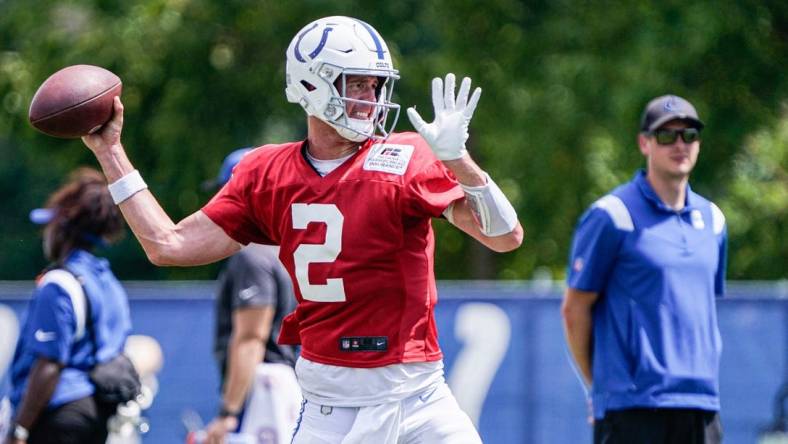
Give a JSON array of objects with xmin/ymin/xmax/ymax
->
[
  {"xmin": 29, "ymin": 207, "xmax": 108, "ymax": 248},
  {"xmin": 640, "ymin": 95, "xmax": 704, "ymax": 132},
  {"xmin": 202, "ymin": 147, "xmax": 253, "ymax": 191}
]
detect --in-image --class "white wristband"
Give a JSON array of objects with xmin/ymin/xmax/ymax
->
[
  {"xmin": 461, "ymin": 173, "xmax": 518, "ymax": 237},
  {"xmin": 13, "ymin": 423, "xmax": 30, "ymax": 441},
  {"xmin": 108, "ymin": 170, "xmax": 148, "ymax": 204}
]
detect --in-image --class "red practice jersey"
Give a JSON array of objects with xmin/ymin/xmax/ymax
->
[{"xmin": 202, "ymin": 132, "xmax": 464, "ymax": 368}]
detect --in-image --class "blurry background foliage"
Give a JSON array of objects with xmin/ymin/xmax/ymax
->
[{"xmin": 0, "ymin": 0, "xmax": 786, "ymax": 280}]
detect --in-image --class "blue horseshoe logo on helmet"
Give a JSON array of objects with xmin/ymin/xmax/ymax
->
[{"xmin": 294, "ymin": 24, "xmax": 334, "ymax": 63}]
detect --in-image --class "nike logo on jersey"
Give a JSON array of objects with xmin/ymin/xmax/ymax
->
[
  {"xmin": 363, "ymin": 143, "xmax": 414, "ymax": 175},
  {"xmin": 34, "ymin": 329, "xmax": 57, "ymax": 342}
]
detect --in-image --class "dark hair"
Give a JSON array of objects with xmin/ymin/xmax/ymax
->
[{"xmin": 43, "ymin": 167, "xmax": 125, "ymax": 262}]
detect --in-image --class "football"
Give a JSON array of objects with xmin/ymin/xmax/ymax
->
[{"xmin": 28, "ymin": 64, "xmax": 122, "ymax": 138}]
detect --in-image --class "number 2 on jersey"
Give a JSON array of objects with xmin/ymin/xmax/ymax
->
[{"xmin": 291, "ymin": 203, "xmax": 346, "ymax": 302}]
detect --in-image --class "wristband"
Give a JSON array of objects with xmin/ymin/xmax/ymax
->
[
  {"xmin": 13, "ymin": 423, "xmax": 30, "ymax": 441},
  {"xmin": 108, "ymin": 170, "xmax": 148, "ymax": 205},
  {"xmin": 218, "ymin": 405, "xmax": 239, "ymax": 418},
  {"xmin": 460, "ymin": 173, "xmax": 518, "ymax": 237}
]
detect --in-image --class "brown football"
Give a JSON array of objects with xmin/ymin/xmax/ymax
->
[{"xmin": 29, "ymin": 65, "xmax": 122, "ymax": 138}]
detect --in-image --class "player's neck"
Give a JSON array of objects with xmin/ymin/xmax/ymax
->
[
  {"xmin": 307, "ymin": 117, "xmax": 361, "ymax": 160},
  {"xmin": 646, "ymin": 170, "xmax": 689, "ymax": 211}
]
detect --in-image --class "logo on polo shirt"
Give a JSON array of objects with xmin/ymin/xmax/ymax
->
[
  {"xmin": 573, "ymin": 257, "xmax": 584, "ymax": 272},
  {"xmin": 239, "ymin": 285, "xmax": 259, "ymax": 301},
  {"xmin": 690, "ymin": 210, "xmax": 705, "ymax": 230},
  {"xmin": 34, "ymin": 329, "xmax": 56, "ymax": 342}
]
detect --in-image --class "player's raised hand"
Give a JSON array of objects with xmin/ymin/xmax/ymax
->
[
  {"xmin": 406, "ymin": 73, "xmax": 481, "ymax": 161},
  {"xmin": 82, "ymin": 96, "xmax": 124, "ymax": 155}
]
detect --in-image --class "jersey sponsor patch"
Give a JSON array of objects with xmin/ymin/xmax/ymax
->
[
  {"xmin": 363, "ymin": 143, "xmax": 414, "ymax": 175},
  {"xmin": 339, "ymin": 336, "xmax": 388, "ymax": 352}
]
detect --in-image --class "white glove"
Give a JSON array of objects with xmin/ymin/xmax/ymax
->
[{"xmin": 407, "ymin": 73, "xmax": 481, "ymax": 161}]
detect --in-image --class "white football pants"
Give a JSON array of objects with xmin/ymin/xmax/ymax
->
[{"xmin": 290, "ymin": 381, "xmax": 482, "ymax": 444}]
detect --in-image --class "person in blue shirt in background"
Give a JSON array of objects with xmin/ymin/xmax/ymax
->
[
  {"xmin": 7, "ymin": 168, "xmax": 131, "ymax": 444},
  {"xmin": 561, "ymin": 95, "xmax": 727, "ymax": 444}
]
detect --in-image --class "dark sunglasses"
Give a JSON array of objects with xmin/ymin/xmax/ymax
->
[{"xmin": 647, "ymin": 128, "xmax": 701, "ymax": 145}]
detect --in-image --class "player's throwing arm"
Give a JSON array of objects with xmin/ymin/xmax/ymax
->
[{"xmin": 79, "ymin": 97, "xmax": 242, "ymax": 267}]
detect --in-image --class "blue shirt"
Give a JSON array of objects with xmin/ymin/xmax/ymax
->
[
  {"xmin": 10, "ymin": 250, "xmax": 132, "ymax": 409},
  {"xmin": 567, "ymin": 170, "xmax": 727, "ymax": 419}
]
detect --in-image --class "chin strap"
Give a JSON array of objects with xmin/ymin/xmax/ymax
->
[{"xmin": 332, "ymin": 117, "xmax": 374, "ymax": 142}]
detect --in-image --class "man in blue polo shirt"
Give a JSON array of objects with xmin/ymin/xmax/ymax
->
[{"xmin": 561, "ymin": 95, "xmax": 727, "ymax": 444}]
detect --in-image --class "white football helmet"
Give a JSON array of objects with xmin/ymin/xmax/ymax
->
[{"xmin": 285, "ymin": 16, "xmax": 400, "ymax": 142}]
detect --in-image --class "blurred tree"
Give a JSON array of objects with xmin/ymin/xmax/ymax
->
[
  {"xmin": 410, "ymin": 0, "xmax": 788, "ymax": 280},
  {"xmin": 0, "ymin": 0, "xmax": 785, "ymax": 280},
  {"xmin": 719, "ymin": 108, "xmax": 788, "ymax": 279}
]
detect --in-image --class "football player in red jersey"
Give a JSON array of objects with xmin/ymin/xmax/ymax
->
[{"xmin": 82, "ymin": 15, "xmax": 522, "ymax": 444}]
